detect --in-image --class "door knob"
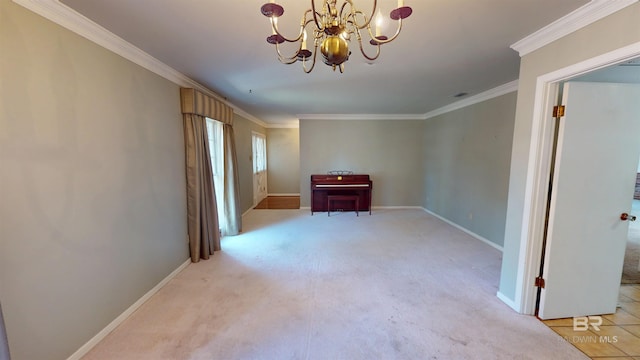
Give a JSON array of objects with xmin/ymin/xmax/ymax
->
[{"xmin": 621, "ymin": 213, "xmax": 637, "ymax": 221}]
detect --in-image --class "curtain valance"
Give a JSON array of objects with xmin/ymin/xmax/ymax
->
[{"xmin": 180, "ymin": 88, "xmax": 234, "ymax": 125}]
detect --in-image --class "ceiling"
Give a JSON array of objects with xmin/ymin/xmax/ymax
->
[{"xmin": 59, "ymin": 0, "xmax": 590, "ymax": 126}]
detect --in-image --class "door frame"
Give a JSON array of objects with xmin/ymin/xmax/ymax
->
[{"xmin": 515, "ymin": 41, "xmax": 640, "ymax": 315}]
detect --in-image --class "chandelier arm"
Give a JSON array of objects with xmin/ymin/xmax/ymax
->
[
  {"xmin": 338, "ymin": 0, "xmax": 350, "ymax": 21},
  {"xmin": 368, "ymin": 17, "xmax": 404, "ymax": 45},
  {"xmin": 310, "ymin": 0, "xmax": 324, "ymax": 30},
  {"xmin": 346, "ymin": 0, "xmax": 376, "ymax": 29},
  {"xmin": 303, "ymin": 17, "xmax": 318, "ymax": 35},
  {"xmin": 301, "ymin": 44, "xmax": 319, "ymax": 73},
  {"xmin": 272, "ymin": 16, "xmax": 322, "ymax": 65},
  {"xmin": 302, "ymin": 9, "xmax": 324, "ymax": 33},
  {"xmin": 275, "ymin": 43, "xmax": 301, "ymax": 64},
  {"xmin": 277, "ymin": 23, "xmax": 322, "ymax": 67},
  {"xmin": 279, "ymin": 57, "xmax": 299, "ymax": 65},
  {"xmin": 346, "ymin": 11, "xmax": 374, "ymax": 35},
  {"xmin": 277, "ymin": 54, "xmax": 300, "ymax": 65},
  {"xmin": 270, "ymin": 14, "xmax": 309, "ymax": 43},
  {"xmin": 355, "ymin": 32, "xmax": 381, "ymax": 61}
]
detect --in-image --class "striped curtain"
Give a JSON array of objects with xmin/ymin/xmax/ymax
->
[
  {"xmin": 180, "ymin": 88, "xmax": 242, "ymax": 253},
  {"xmin": 223, "ymin": 123, "xmax": 242, "ymax": 235},
  {"xmin": 182, "ymin": 113, "xmax": 220, "ymax": 262},
  {"xmin": 180, "ymin": 88, "xmax": 233, "ymax": 125}
]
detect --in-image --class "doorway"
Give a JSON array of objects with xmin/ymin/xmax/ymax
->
[
  {"xmin": 535, "ymin": 81, "xmax": 640, "ymax": 319},
  {"xmin": 252, "ymin": 131, "xmax": 268, "ymax": 207},
  {"xmin": 516, "ymin": 44, "xmax": 640, "ymax": 317},
  {"xmin": 623, "ymin": 199, "xmax": 640, "ymax": 284}
]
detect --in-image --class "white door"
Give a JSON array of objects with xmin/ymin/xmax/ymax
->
[
  {"xmin": 252, "ymin": 132, "xmax": 268, "ymax": 206},
  {"xmin": 538, "ymin": 82, "xmax": 640, "ymax": 319}
]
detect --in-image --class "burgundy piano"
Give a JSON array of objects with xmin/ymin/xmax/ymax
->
[{"xmin": 310, "ymin": 174, "xmax": 372, "ymax": 215}]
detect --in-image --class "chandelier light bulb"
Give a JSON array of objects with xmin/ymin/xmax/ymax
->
[{"xmin": 302, "ymin": 29, "xmax": 308, "ymax": 50}]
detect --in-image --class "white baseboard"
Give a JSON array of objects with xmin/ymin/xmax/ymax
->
[
  {"xmin": 66, "ymin": 259, "xmax": 191, "ymax": 360},
  {"xmin": 300, "ymin": 206, "xmax": 423, "ymax": 210},
  {"xmin": 497, "ymin": 291, "xmax": 520, "ymax": 312},
  {"xmin": 422, "ymin": 208, "xmax": 503, "ymax": 252},
  {"xmin": 242, "ymin": 208, "xmax": 253, "ymax": 217},
  {"xmin": 372, "ymin": 206, "xmax": 424, "ymax": 210},
  {"xmin": 267, "ymin": 193, "xmax": 300, "ymax": 197}
]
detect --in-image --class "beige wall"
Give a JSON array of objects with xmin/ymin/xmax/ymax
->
[
  {"xmin": 0, "ymin": 1, "xmax": 190, "ymax": 359},
  {"xmin": 299, "ymin": 119, "xmax": 425, "ymax": 208},
  {"xmin": 423, "ymin": 92, "xmax": 516, "ymax": 247},
  {"xmin": 499, "ymin": 3, "xmax": 640, "ymax": 302},
  {"xmin": 232, "ymin": 113, "xmax": 267, "ymax": 213},
  {"xmin": 267, "ymin": 127, "xmax": 300, "ymax": 195}
]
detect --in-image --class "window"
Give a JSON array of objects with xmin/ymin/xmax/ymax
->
[
  {"xmin": 252, "ymin": 132, "xmax": 267, "ymax": 174},
  {"xmin": 206, "ymin": 118, "xmax": 225, "ymax": 230}
]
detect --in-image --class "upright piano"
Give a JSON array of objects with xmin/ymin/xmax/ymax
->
[{"xmin": 310, "ymin": 174, "xmax": 372, "ymax": 215}]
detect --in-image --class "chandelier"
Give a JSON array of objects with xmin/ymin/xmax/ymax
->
[{"xmin": 260, "ymin": 0, "xmax": 412, "ymax": 73}]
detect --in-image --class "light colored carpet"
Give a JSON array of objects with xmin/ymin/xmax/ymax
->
[
  {"xmin": 622, "ymin": 240, "xmax": 640, "ymax": 284},
  {"xmin": 82, "ymin": 209, "xmax": 587, "ymax": 360},
  {"xmin": 624, "ymin": 201, "xmax": 640, "ymax": 284}
]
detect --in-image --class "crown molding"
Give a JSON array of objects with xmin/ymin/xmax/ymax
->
[
  {"xmin": 15, "ymin": 0, "xmax": 520, "ymax": 127},
  {"xmin": 266, "ymin": 121, "xmax": 300, "ymax": 129},
  {"xmin": 297, "ymin": 80, "xmax": 518, "ymax": 122},
  {"xmin": 511, "ymin": 0, "xmax": 639, "ymax": 57},
  {"xmin": 297, "ymin": 114, "xmax": 425, "ymax": 121},
  {"xmin": 12, "ymin": 0, "xmax": 268, "ymax": 128},
  {"xmin": 423, "ymin": 80, "xmax": 519, "ymax": 120}
]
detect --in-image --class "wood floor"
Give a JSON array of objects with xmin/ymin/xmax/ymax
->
[{"xmin": 254, "ymin": 196, "xmax": 300, "ymax": 209}]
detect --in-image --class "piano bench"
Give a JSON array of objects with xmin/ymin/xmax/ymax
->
[{"xmin": 327, "ymin": 195, "xmax": 359, "ymax": 217}]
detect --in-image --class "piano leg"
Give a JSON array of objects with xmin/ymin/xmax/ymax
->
[{"xmin": 349, "ymin": 197, "xmax": 360, "ymax": 216}]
